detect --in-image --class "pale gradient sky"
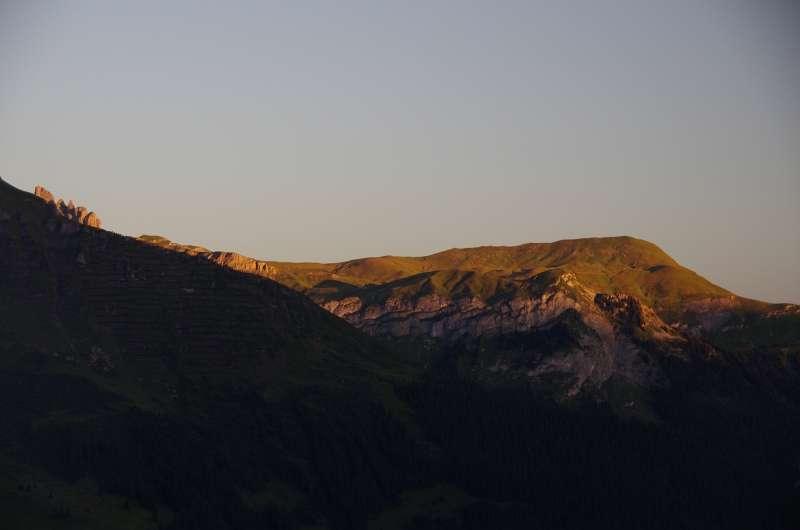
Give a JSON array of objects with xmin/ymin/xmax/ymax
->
[{"xmin": 1, "ymin": 1, "xmax": 799, "ymax": 303}]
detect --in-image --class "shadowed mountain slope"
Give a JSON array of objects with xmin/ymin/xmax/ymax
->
[
  {"xmin": 1, "ymin": 177, "xmax": 429, "ymax": 529},
  {"xmin": 2, "ymin": 178, "xmax": 799, "ymax": 529},
  {"xmin": 1, "ymin": 180, "xmax": 416, "ymax": 394}
]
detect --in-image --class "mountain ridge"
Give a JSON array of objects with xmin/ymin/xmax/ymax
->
[
  {"xmin": 136, "ymin": 232, "xmax": 800, "ymax": 403},
  {"xmin": 138, "ymin": 233, "xmax": 798, "ymax": 346},
  {"xmin": 140, "ymin": 235, "xmax": 732, "ymax": 301}
]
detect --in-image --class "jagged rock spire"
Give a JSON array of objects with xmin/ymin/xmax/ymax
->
[
  {"xmin": 35, "ymin": 186, "xmax": 102, "ymax": 228},
  {"xmin": 34, "ymin": 186, "xmax": 55, "ymax": 203}
]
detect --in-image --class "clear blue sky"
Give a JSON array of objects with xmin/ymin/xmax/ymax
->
[{"xmin": 1, "ymin": 1, "xmax": 799, "ymax": 303}]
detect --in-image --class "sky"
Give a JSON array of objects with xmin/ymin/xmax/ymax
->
[{"xmin": 1, "ymin": 1, "xmax": 799, "ymax": 304}]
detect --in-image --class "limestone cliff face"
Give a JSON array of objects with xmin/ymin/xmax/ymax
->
[
  {"xmin": 137, "ymin": 236, "xmax": 279, "ymax": 280},
  {"xmin": 322, "ymin": 283, "xmax": 680, "ymax": 398},
  {"xmin": 488, "ymin": 312, "xmax": 662, "ymax": 398},
  {"xmin": 197, "ymin": 251, "xmax": 278, "ymax": 278},
  {"xmin": 34, "ymin": 186, "xmax": 55, "ymax": 203},
  {"xmin": 35, "ymin": 186, "xmax": 102, "ymax": 228},
  {"xmin": 668, "ymin": 295, "xmax": 800, "ymax": 347},
  {"xmin": 323, "ymin": 290, "xmax": 581, "ymax": 341},
  {"xmin": 681, "ymin": 296, "xmax": 741, "ymax": 332}
]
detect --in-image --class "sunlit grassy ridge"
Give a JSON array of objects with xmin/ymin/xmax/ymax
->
[
  {"xmin": 143, "ymin": 235, "xmax": 734, "ymax": 309},
  {"xmin": 293, "ymin": 237, "xmax": 734, "ymax": 308}
]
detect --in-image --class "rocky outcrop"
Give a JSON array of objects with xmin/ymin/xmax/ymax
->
[
  {"xmin": 681, "ymin": 296, "xmax": 740, "ymax": 332},
  {"xmin": 489, "ymin": 315, "xmax": 661, "ymax": 398},
  {"xmin": 35, "ymin": 186, "xmax": 102, "ymax": 228},
  {"xmin": 198, "ymin": 251, "xmax": 278, "ymax": 278},
  {"xmin": 89, "ymin": 346, "xmax": 116, "ymax": 376},
  {"xmin": 34, "ymin": 186, "xmax": 55, "ymax": 203},
  {"xmin": 324, "ymin": 291, "xmax": 581, "ymax": 341},
  {"xmin": 684, "ymin": 296, "xmax": 741, "ymax": 314},
  {"xmin": 137, "ymin": 236, "xmax": 279, "ymax": 280},
  {"xmin": 323, "ymin": 285, "xmax": 681, "ymax": 398},
  {"xmin": 594, "ymin": 293, "xmax": 675, "ymax": 339},
  {"xmin": 578, "ymin": 294, "xmax": 678, "ymax": 391}
]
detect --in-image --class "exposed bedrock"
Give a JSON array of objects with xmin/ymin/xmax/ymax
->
[
  {"xmin": 324, "ymin": 290, "xmax": 672, "ymax": 395},
  {"xmin": 323, "ymin": 291, "xmax": 581, "ymax": 341},
  {"xmin": 35, "ymin": 185, "xmax": 102, "ymax": 228},
  {"xmin": 198, "ymin": 251, "xmax": 278, "ymax": 277}
]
